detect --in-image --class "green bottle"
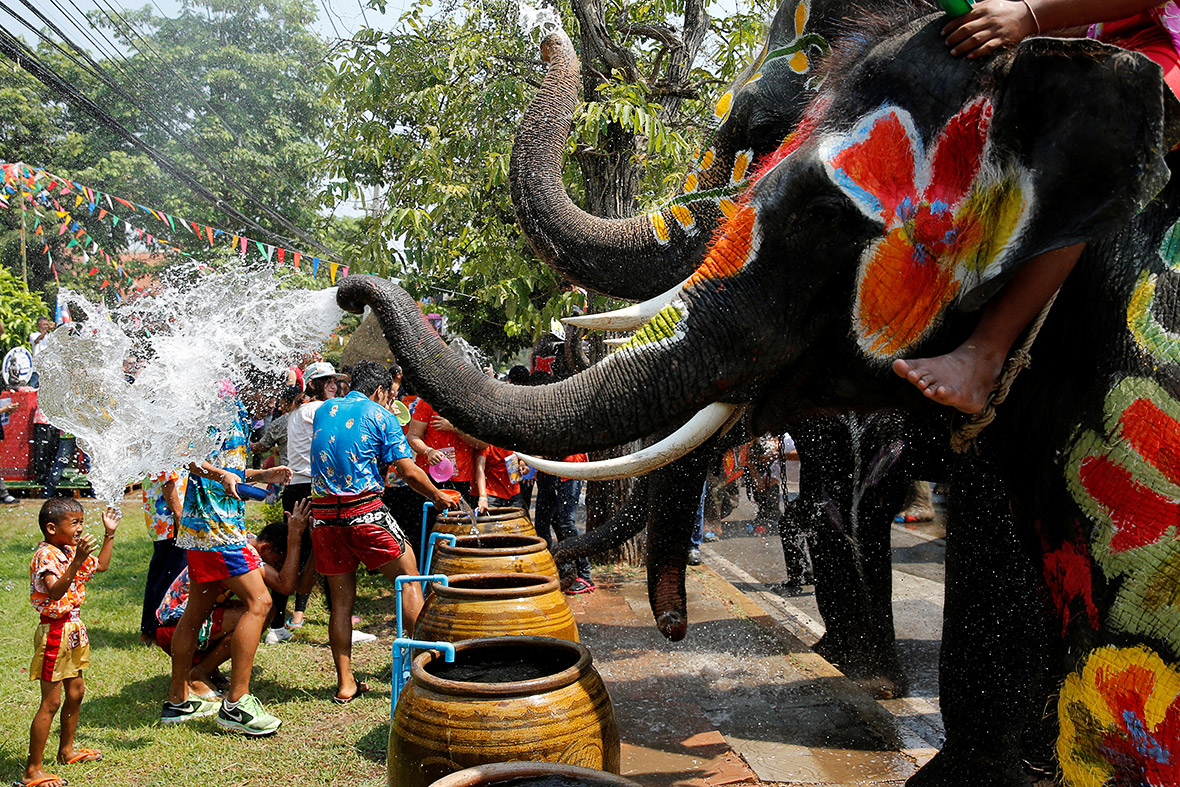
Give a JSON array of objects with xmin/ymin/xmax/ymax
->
[{"xmin": 937, "ymin": 0, "xmax": 973, "ymax": 17}]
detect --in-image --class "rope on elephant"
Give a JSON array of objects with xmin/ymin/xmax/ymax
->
[{"xmin": 950, "ymin": 291, "xmax": 1060, "ymax": 454}]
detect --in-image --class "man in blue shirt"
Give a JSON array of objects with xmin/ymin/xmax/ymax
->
[{"xmin": 309, "ymin": 361, "xmax": 454, "ymax": 702}]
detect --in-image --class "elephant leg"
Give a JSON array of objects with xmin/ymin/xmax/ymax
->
[
  {"xmin": 646, "ymin": 445, "xmax": 713, "ymax": 642},
  {"xmin": 908, "ymin": 454, "xmax": 1048, "ymax": 787}
]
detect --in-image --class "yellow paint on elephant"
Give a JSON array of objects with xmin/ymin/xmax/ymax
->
[
  {"xmin": 620, "ymin": 304, "xmax": 685, "ymax": 350},
  {"xmin": 1127, "ymin": 269, "xmax": 1180, "ymax": 365},
  {"xmin": 789, "ymin": 51, "xmax": 809, "ymax": 73},
  {"xmin": 684, "ymin": 173, "xmax": 699, "ymax": 193},
  {"xmin": 670, "ymin": 204, "xmax": 695, "ymax": 231},
  {"xmin": 650, "ymin": 212, "xmax": 670, "ymax": 244},
  {"xmin": 714, "ymin": 91, "xmax": 733, "ymax": 124},
  {"xmin": 732, "ymin": 150, "xmax": 753, "ymax": 185},
  {"xmin": 719, "ymin": 198, "xmax": 739, "ymax": 218},
  {"xmin": 1058, "ymin": 645, "xmax": 1180, "ymax": 787},
  {"xmin": 699, "ymin": 148, "xmax": 716, "ymax": 170},
  {"xmin": 744, "ymin": 71, "xmax": 764, "ymax": 86},
  {"xmin": 794, "ymin": 0, "xmax": 809, "ymax": 35}
]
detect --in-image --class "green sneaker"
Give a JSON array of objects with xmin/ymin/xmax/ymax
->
[
  {"xmin": 160, "ymin": 695, "xmax": 220, "ymax": 724},
  {"xmin": 215, "ymin": 694, "xmax": 281, "ymax": 736}
]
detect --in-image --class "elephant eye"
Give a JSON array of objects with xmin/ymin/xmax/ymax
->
[{"xmin": 803, "ymin": 194, "xmax": 849, "ymax": 224}]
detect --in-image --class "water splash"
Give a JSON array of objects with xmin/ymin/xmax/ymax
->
[
  {"xmin": 36, "ymin": 263, "xmax": 343, "ymax": 505},
  {"xmin": 517, "ymin": 1, "xmax": 563, "ymax": 38}
]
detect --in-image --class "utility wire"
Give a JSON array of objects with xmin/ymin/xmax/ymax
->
[
  {"xmin": 0, "ymin": 24, "xmax": 324, "ymax": 254},
  {"xmin": 0, "ymin": 20, "xmax": 341, "ymax": 259}
]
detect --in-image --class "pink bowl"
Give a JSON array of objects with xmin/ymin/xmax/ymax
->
[{"xmin": 429, "ymin": 457, "xmax": 454, "ymax": 482}]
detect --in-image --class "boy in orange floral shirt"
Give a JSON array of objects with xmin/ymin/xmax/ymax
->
[{"xmin": 20, "ymin": 498, "xmax": 120, "ymax": 787}]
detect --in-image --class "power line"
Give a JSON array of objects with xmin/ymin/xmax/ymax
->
[
  {"xmin": 0, "ymin": 17, "xmax": 341, "ymax": 259},
  {"xmin": 0, "ymin": 24, "xmax": 318, "ymax": 252}
]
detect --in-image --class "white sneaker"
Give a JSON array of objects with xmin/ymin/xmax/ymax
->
[
  {"xmin": 264, "ymin": 627, "xmax": 292, "ymax": 644},
  {"xmin": 351, "ymin": 629, "xmax": 377, "ymax": 644}
]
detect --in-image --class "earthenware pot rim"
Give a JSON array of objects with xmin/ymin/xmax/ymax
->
[
  {"xmin": 439, "ymin": 506, "xmax": 529, "ymax": 523},
  {"xmin": 438, "ymin": 534, "xmax": 548, "ymax": 557},
  {"xmin": 430, "ymin": 572, "xmax": 558, "ymax": 598},
  {"xmin": 426, "ymin": 761, "xmax": 639, "ymax": 787},
  {"xmin": 412, "ymin": 636, "xmax": 591, "ymax": 697}
]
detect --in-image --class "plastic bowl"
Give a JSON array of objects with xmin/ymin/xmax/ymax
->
[{"xmin": 429, "ymin": 457, "xmax": 454, "ymax": 482}]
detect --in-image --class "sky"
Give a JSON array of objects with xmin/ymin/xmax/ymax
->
[{"xmin": 6, "ymin": 0, "xmax": 410, "ymax": 54}]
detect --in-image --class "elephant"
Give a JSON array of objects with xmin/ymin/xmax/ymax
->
[{"xmin": 338, "ymin": 0, "xmax": 1180, "ymax": 784}]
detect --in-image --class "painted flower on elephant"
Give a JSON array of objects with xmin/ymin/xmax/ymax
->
[
  {"xmin": 820, "ymin": 97, "xmax": 1033, "ymax": 359},
  {"xmin": 1058, "ymin": 645, "xmax": 1180, "ymax": 787},
  {"xmin": 1067, "ymin": 376, "xmax": 1180, "ymax": 655},
  {"xmin": 1127, "ymin": 218, "xmax": 1180, "ymax": 366}
]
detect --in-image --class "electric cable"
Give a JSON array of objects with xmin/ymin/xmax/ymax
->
[{"xmin": 0, "ymin": 23, "xmax": 322, "ymax": 253}]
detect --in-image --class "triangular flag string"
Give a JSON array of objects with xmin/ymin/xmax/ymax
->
[{"xmin": 0, "ymin": 162, "xmax": 345, "ymax": 282}]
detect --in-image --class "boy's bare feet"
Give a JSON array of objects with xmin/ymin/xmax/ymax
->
[{"xmin": 892, "ymin": 343, "xmax": 1007, "ymax": 414}]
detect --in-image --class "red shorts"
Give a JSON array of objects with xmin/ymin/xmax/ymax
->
[
  {"xmin": 186, "ymin": 544, "xmax": 262, "ymax": 583},
  {"xmin": 312, "ymin": 505, "xmax": 406, "ymax": 575}
]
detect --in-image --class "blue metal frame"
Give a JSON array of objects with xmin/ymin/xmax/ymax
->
[
  {"xmin": 422, "ymin": 531, "xmax": 457, "ymax": 575},
  {"xmin": 418, "ymin": 501, "xmax": 433, "ymax": 573},
  {"xmin": 391, "ymin": 574, "xmax": 453, "ymax": 718}
]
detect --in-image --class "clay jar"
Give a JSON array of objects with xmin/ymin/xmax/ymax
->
[
  {"xmin": 428, "ymin": 762, "xmax": 642, "ymax": 787},
  {"xmin": 430, "ymin": 534, "xmax": 559, "ymax": 580},
  {"xmin": 434, "ymin": 506, "xmax": 536, "ymax": 538},
  {"xmin": 415, "ymin": 573, "xmax": 578, "ymax": 643},
  {"xmin": 390, "ymin": 637, "xmax": 620, "ymax": 787}
]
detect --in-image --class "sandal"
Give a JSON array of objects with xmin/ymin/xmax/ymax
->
[
  {"xmin": 332, "ymin": 681, "xmax": 370, "ymax": 704},
  {"xmin": 14, "ymin": 776, "xmax": 68, "ymax": 787},
  {"xmin": 58, "ymin": 749, "xmax": 101, "ymax": 765}
]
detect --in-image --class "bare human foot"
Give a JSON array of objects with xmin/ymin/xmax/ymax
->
[
  {"xmin": 21, "ymin": 764, "xmax": 69, "ymax": 786},
  {"xmin": 892, "ymin": 343, "xmax": 1007, "ymax": 414}
]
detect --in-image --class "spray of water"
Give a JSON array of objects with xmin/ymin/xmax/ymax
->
[
  {"xmin": 36, "ymin": 263, "xmax": 344, "ymax": 505},
  {"xmin": 517, "ymin": 1, "xmax": 563, "ymax": 38}
]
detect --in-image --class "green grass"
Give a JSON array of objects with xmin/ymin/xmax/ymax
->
[{"xmin": 0, "ymin": 495, "xmax": 400, "ymax": 787}]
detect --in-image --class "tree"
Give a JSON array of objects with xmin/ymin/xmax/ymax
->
[
  {"xmin": 324, "ymin": 0, "xmax": 772, "ymax": 355},
  {"xmin": 0, "ymin": 0, "xmax": 338, "ymax": 307},
  {"xmin": 326, "ymin": 0, "xmax": 774, "ymax": 558}
]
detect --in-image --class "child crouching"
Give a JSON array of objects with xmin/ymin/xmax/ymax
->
[{"xmin": 20, "ymin": 498, "xmax": 120, "ymax": 787}]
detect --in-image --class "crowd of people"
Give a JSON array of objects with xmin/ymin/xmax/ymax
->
[{"xmin": 17, "ymin": 355, "xmax": 597, "ymax": 787}]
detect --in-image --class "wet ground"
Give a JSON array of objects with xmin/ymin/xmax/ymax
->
[{"xmin": 564, "ymin": 470, "xmax": 952, "ymax": 786}]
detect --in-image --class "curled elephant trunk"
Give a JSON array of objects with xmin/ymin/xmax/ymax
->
[
  {"xmin": 509, "ymin": 31, "xmax": 717, "ymax": 301},
  {"xmin": 337, "ymin": 274, "xmax": 734, "ymax": 455}
]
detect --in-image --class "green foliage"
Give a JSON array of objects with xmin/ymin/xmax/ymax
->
[
  {"xmin": 0, "ymin": 263, "xmax": 48, "ymax": 355},
  {"xmin": 1, "ymin": 0, "xmax": 338, "ymax": 309},
  {"xmin": 323, "ymin": 0, "xmax": 772, "ymax": 355}
]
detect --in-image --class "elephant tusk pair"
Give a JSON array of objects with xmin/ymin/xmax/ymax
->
[
  {"xmin": 516, "ymin": 402, "xmax": 741, "ymax": 481},
  {"xmin": 562, "ymin": 278, "xmax": 690, "ymax": 332}
]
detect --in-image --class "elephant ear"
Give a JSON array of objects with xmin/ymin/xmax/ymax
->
[{"xmin": 961, "ymin": 36, "xmax": 1171, "ymax": 308}]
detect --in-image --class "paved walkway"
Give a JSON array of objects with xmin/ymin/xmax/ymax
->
[{"xmin": 567, "ymin": 561, "xmax": 937, "ymax": 786}]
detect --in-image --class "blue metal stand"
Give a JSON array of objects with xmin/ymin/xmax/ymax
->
[
  {"xmin": 417, "ymin": 501, "xmax": 433, "ymax": 573},
  {"xmin": 391, "ymin": 574, "xmax": 453, "ymax": 719},
  {"xmin": 422, "ymin": 531, "xmax": 457, "ymax": 575}
]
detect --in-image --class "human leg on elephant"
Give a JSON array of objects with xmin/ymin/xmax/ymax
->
[{"xmin": 899, "ymin": 0, "xmax": 1180, "ymax": 413}]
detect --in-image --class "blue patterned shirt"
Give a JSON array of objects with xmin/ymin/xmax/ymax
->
[
  {"xmin": 311, "ymin": 391, "xmax": 413, "ymax": 496},
  {"xmin": 177, "ymin": 399, "xmax": 251, "ymax": 551}
]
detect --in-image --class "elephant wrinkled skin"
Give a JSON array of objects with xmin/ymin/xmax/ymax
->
[{"xmin": 340, "ymin": 1, "xmax": 1180, "ymax": 784}]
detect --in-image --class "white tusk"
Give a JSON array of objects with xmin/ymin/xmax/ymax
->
[
  {"xmin": 602, "ymin": 336, "xmax": 631, "ymax": 347},
  {"xmin": 515, "ymin": 402, "xmax": 738, "ymax": 481},
  {"xmin": 561, "ymin": 277, "xmax": 689, "ymax": 332}
]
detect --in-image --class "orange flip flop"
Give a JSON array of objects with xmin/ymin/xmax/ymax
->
[
  {"xmin": 59, "ymin": 749, "xmax": 101, "ymax": 765},
  {"xmin": 13, "ymin": 775, "xmax": 68, "ymax": 787}
]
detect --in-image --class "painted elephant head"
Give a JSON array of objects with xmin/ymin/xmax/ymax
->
[{"xmin": 340, "ymin": 2, "xmax": 1180, "ymax": 784}]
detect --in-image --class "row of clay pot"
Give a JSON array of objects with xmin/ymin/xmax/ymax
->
[{"xmin": 390, "ymin": 507, "xmax": 625, "ymax": 787}]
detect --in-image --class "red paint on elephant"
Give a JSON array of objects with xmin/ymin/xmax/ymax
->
[
  {"xmin": 824, "ymin": 97, "xmax": 1031, "ymax": 357},
  {"xmin": 1041, "ymin": 538, "xmax": 1100, "ymax": 637},
  {"xmin": 1078, "ymin": 454, "xmax": 1180, "ymax": 552},
  {"xmin": 1093, "ymin": 661, "xmax": 1180, "ymax": 784},
  {"xmin": 1120, "ymin": 397, "xmax": 1180, "ymax": 487}
]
